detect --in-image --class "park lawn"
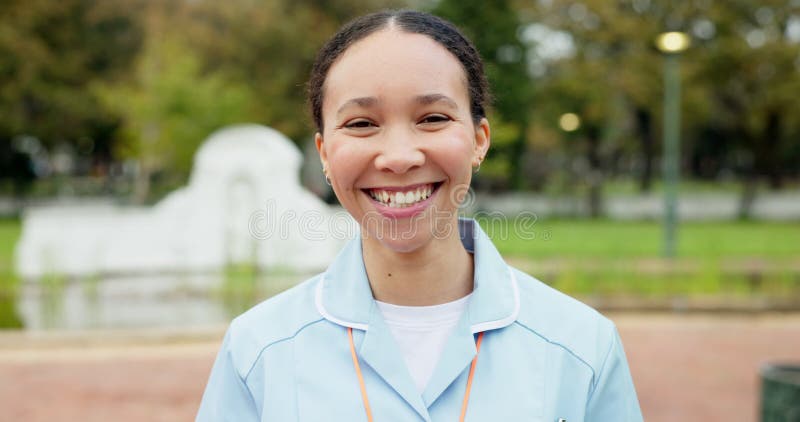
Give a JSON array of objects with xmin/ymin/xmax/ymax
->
[
  {"xmin": 0, "ymin": 218, "xmax": 20, "ymax": 283},
  {"xmin": 481, "ymin": 218, "xmax": 800, "ymax": 259},
  {"xmin": 479, "ymin": 218, "xmax": 800, "ymax": 297},
  {"xmin": 0, "ymin": 218, "xmax": 22, "ymax": 327}
]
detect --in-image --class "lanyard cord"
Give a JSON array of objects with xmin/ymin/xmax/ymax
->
[
  {"xmin": 348, "ymin": 327, "xmax": 374, "ymax": 421},
  {"xmin": 347, "ymin": 327, "xmax": 485, "ymax": 422}
]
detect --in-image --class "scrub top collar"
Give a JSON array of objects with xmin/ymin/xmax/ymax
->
[
  {"xmin": 315, "ymin": 218, "xmax": 520, "ymax": 334},
  {"xmin": 315, "ymin": 218, "xmax": 520, "ymax": 418}
]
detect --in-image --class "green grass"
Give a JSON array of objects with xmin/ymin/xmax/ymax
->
[
  {"xmin": 481, "ymin": 219, "xmax": 800, "ymax": 259},
  {"xmin": 0, "ymin": 218, "xmax": 20, "ymax": 272},
  {"xmin": 531, "ymin": 263, "xmax": 799, "ymax": 298},
  {"xmin": 576, "ymin": 178, "xmax": 800, "ymax": 195},
  {"xmin": 0, "ymin": 218, "xmax": 22, "ymax": 327},
  {"xmin": 479, "ymin": 218, "xmax": 800, "ymax": 297}
]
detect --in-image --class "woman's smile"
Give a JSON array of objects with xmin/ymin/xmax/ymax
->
[{"xmin": 362, "ymin": 181, "xmax": 444, "ymax": 218}]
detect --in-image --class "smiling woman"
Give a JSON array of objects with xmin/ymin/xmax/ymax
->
[
  {"xmin": 317, "ymin": 27, "xmax": 488, "ymax": 265},
  {"xmin": 198, "ymin": 10, "xmax": 643, "ymax": 422}
]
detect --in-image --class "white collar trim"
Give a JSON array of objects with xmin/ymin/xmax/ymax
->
[
  {"xmin": 470, "ymin": 267, "xmax": 520, "ymax": 334},
  {"xmin": 314, "ymin": 267, "xmax": 520, "ymax": 334},
  {"xmin": 314, "ymin": 276, "xmax": 369, "ymax": 331}
]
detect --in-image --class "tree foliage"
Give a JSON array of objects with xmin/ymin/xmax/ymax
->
[
  {"xmin": 0, "ymin": 0, "xmax": 143, "ymax": 186},
  {"xmin": 522, "ymin": 0, "xmax": 800, "ymax": 206},
  {"xmin": 94, "ymin": 2, "xmax": 255, "ymax": 202}
]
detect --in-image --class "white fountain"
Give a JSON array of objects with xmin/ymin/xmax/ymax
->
[{"xmin": 15, "ymin": 124, "xmax": 350, "ymax": 280}]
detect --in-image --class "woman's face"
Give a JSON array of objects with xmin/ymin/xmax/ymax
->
[{"xmin": 316, "ymin": 28, "xmax": 490, "ymax": 253}]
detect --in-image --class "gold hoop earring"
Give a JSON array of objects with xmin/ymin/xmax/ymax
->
[
  {"xmin": 473, "ymin": 157, "xmax": 483, "ymax": 174},
  {"xmin": 323, "ymin": 167, "xmax": 331, "ymax": 186}
]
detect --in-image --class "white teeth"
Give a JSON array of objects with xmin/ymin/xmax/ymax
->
[{"xmin": 368, "ymin": 184, "xmax": 436, "ymax": 208}]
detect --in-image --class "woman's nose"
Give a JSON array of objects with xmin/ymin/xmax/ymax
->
[{"xmin": 373, "ymin": 133, "xmax": 425, "ymax": 174}]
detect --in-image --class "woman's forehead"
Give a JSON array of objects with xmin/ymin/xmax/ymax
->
[{"xmin": 322, "ymin": 29, "xmax": 469, "ymax": 111}]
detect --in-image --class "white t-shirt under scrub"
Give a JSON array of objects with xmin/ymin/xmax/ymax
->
[{"xmin": 375, "ymin": 293, "xmax": 472, "ymax": 393}]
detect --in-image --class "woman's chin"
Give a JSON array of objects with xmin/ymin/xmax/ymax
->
[
  {"xmin": 358, "ymin": 208, "xmax": 460, "ymax": 254},
  {"xmin": 376, "ymin": 236, "xmax": 430, "ymax": 254},
  {"xmin": 361, "ymin": 225, "xmax": 434, "ymax": 254}
]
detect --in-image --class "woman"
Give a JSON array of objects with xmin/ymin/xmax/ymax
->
[{"xmin": 198, "ymin": 10, "xmax": 642, "ymax": 422}]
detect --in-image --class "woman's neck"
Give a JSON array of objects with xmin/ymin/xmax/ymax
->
[{"xmin": 361, "ymin": 227, "xmax": 474, "ymax": 306}]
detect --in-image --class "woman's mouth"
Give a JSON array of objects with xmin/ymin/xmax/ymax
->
[{"xmin": 363, "ymin": 182, "xmax": 442, "ymax": 208}]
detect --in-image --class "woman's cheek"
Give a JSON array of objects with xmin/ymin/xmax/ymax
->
[{"xmin": 328, "ymin": 142, "xmax": 367, "ymax": 184}]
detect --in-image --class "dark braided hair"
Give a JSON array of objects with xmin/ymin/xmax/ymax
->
[{"xmin": 307, "ymin": 10, "xmax": 491, "ymax": 133}]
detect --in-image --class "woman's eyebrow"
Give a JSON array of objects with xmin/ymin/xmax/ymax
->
[
  {"xmin": 336, "ymin": 97, "xmax": 378, "ymax": 117},
  {"xmin": 414, "ymin": 93, "xmax": 458, "ymax": 110},
  {"xmin": 335, "ymin": 94, "xmax": 458, "ymax": 117}
]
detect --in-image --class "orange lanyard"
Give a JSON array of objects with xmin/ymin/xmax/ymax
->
[{"xmin": 347, "ymin": 327, "xmax": 485, "ymax": 422}]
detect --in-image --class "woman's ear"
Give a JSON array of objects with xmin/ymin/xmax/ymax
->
[
  {"xmin": 315, "ymin": 132, "xmax": 328, "ymax": 170},
  {"xmin": 473, "ymin": 118, "xmax": 491, "ymax": 166}
]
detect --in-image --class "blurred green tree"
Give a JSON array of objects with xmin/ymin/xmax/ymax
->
[
  {"xmin": 691, "ymin": 1, "xmax": 800, "ymax": 216},
  {"xmin": 0, "ymin": 0, "xmax": 143, "ymax": 186},
  {"xmin": 523, "ymin": 0, "xmax": 800, "ymax": 212},
  {"xmin": 94, "ymin": 2, "xmax": 255, "ymax": 203},
  {"xmin": 520, "ymin": 0, "xmax": 669, "ymax": 213}
]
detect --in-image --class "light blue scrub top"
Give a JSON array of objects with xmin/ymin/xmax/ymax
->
[{"xmin": 197, "ymin": 219, "xmax": 643, "ymax": 421}]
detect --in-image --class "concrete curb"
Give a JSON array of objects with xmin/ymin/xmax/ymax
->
[{"xmin": 0, "ymin": 325, "xmax": 227, "ymax": 363}]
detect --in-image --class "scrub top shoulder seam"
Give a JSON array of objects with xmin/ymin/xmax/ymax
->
[
  {"xmin": 512, "ymin": 319, "xmax": 598, "ymax": 382},
  {"xmin": 587, "ymin": 324, "xmax": 619, "ymax": 397},
  {"xmin": 242, "ymin": 316, "xmax": 326, "ymax": 381}
]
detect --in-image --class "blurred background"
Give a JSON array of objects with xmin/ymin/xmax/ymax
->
[{"xmin": 0, "ymin": 0, "xmax": 799, "ymax": 421}]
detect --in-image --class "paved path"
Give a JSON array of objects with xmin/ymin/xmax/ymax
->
[
  {"xmin": 618, "ymin": 313, "xmax": 800, "ymax": 421},
  {"xmin": 1, "ymin": 313, "xmax": 798, "ymax": 421}
]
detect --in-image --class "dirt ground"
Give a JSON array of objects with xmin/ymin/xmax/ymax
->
[{"xmin": 1, "ymin": 313, "xmax": 798, "ymax": 421}]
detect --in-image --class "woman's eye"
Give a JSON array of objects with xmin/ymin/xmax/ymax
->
[
  {"xmin": 419, "ymin": 114, "xmax": 451, "ymax": 124},
  {"xmin": 344, "ymin": 119, "xmax": 376, "ymax": 129}
]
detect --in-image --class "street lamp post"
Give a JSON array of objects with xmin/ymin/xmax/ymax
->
[{"xmin": 655, "ymin": 32, "xmax": 690, "ymax": 259}]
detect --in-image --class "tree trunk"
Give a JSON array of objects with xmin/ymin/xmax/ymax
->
[
  {"xmin": 133, "ymin": 162, "xmax": 152, "ymax": 204},
  {"xmin": 635, "ymin": 108, "xmax": 655, "ymax": 193},
  {"xmin": 763, "ymin": 110, "xmax": 783, "ymax": 190},
  {"xmin": 586, "ymin": 125, "xmax": 603, "ymax": 218},
  {"xmin": 738, "ymin": 173, "xmax": 757, "ymax": 220},
  {"xmin": 508, "ymin": 124, "xmax": 528, "ymax": 190},
  {"xmin": 738, "ymin": 128, "xmax": 757, "ymax": 220},
  {"xmin": 133, "ymin": 122, "xmax": 160, "ymax": 204}
]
